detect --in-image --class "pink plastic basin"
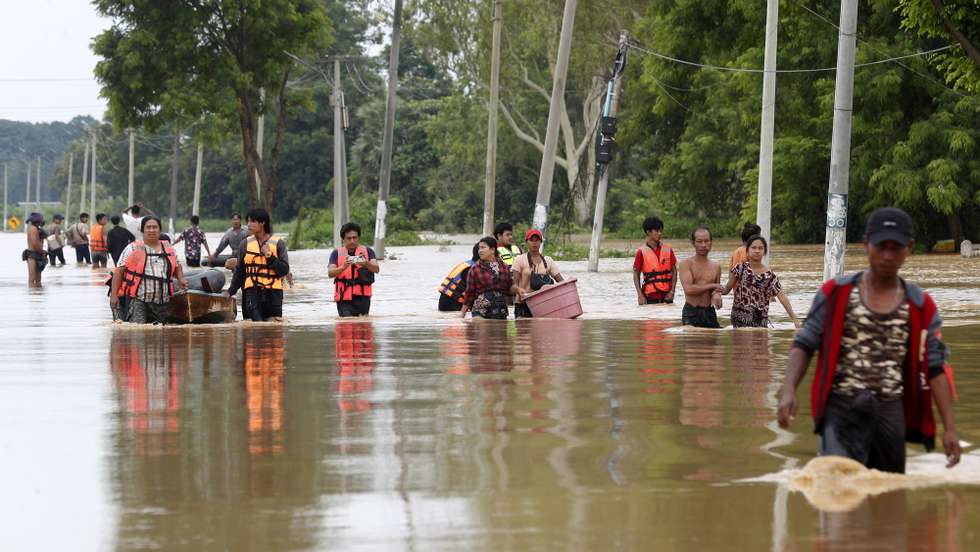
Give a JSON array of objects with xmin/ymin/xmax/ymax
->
[{"xmin": 523, "ymin": 278, "xmax": 583, "ymax": 319}]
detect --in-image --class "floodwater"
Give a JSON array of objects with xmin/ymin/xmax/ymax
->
[{"xmin": 2, "ymin": 232, "xmax": 979, "ymax": 550}]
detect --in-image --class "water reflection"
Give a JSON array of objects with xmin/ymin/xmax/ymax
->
[
  {"xmin": 335, "ymin": 321, "xmax": 375, "ymax": 414},
  {"xmin": 245, "ymin": 328, "xmax": 286, "ymax": 455}
]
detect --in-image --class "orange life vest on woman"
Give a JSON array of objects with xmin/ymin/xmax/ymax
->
[
  {"xmin": 640, "ymin": 243, "xmax": 675, "ymax": 295},
  {"xmin": 437, "ymin": 260, "xmax": 476, "ymax": 303},
  {"xmin": 90, "ymin": 223, "xmax": 108, "ymax": 252},
  {"xmin": 334, "ymin": 246, "xmax": 373, "ymax": 301},
  {"xmin": 118, "ymin": 241, "xmax": 178, "ymax": 298}
]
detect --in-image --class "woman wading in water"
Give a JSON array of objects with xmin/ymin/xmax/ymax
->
[
  {"xmin": 723, "ymin": 235, "xmax": 800, "ymax": 328},
  {"xmin": 461, "ymin": 237, "xmax": 525, "ymax": 319}
]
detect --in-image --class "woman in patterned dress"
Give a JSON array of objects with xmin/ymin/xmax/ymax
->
[{"xmin": 722, "ymin": 235, "xmax": 800, "ymax": 328}]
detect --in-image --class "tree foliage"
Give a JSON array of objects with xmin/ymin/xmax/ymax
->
[{"xmin": 897, "ymin": 0, "xmax": 980, "ymax": 93}]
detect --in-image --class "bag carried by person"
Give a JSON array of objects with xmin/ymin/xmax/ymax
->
[
  {"xmin": 527, "ymin": 253, "xmax": 555, "ymax": 291},
  {"xmin": 475, "ymin": 291, "xmax": 509, "ymax": 319}
]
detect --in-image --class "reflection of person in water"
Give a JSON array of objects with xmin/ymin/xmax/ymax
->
[
  {"xmin": 335, "ymin": 322, "xmax": 374, "ymax": 413},
  {"xmin": 244, "ymin": 330, "xmax": 286, "ymax": 455}
]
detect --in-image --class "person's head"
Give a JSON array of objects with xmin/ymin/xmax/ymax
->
[
  {"xmin": 96, "ymin": 213, "xmax": 107, "ymax": 225},
  {"xmin": 471, "ymin": 243, "xmax": 481, "ymax": 262},
  {"xmin": 245, "ymin": 208, "xmax": 272, "ymax": 235},
  {"xmin": 340, "ymin": 222, "xmax": 362, "ymax": 250},
  {"xmin": 110, "ymin": 215, "xmax": 121, "ymax": 226},
  {"xmin": 643, "ymin": 216, "xmax": 664, "ymax": 242},
  {"xmin": 740, "ymin": 222, "xmax": 762, "ymax": 245},
  {"xmin": 493, "ymin": 222, "xmax": 514, "ymax": 247},
  {"xmin": 130, "ymin": 205, "xmax": 141, "ymax": 216},
  {"xmin": 231, "ymin": 212, "xmax": 242, "ymax": 229},
  {"xmin": 53, "ymin": 214, "xmax": 64, "ymax": 224},
  {"xmin": 79, "ymin": 212, "xmax": 89, "ymax": 222},
  {"xmin": 525, "ymin": 228, "xmax": 543, "ymax": 253},
  {"xmin": 27, "ymin": 212, "xmax": 44, "ymax": 227},
  {"xmin": 689, "ymin": 227, "xmax": 712, "ymax": 257},
  {"xmin": 190, "ymin": 215, "xmax": 200, "ymax": 226},
  {"xmin": 745, "ymin": 234, "xmax": 768, "ymax": 262},
  {"xmin": 863, "ymin": 207, "xmax": 914, "ymax": 280},
  {"xmin": 477, "ymin": 236, "xmax": 498, "ymax": 262},
  {"xmin": 141, "ymin": 216, "xmax": 162, "ymax": 243}
]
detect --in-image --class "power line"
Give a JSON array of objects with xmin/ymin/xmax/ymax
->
[{"xmin": 627, "ymin": 41, "xmax": 956, "ymax": 74}]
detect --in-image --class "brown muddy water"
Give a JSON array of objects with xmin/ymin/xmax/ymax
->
[{"xmin": 2, "ymin": 232, "xmax": 979, "ymax": 550}]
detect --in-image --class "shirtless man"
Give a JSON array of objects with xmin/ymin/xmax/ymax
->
[{"xmin": 678, "ymin": 227, "xmax": 723, "ymax": 328}]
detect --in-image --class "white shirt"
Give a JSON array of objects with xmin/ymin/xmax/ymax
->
[{"xmin": 122, "ymin": 212, "xmax": 143, "ymax": 241}]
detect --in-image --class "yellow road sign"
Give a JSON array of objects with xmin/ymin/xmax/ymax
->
[{"xmin": 7, "ymin": 216, "xmax": 21, "ymax": 230}]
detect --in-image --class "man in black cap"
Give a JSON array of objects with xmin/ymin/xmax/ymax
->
[{"xmin": 776, "ymin": 207, "xmax": 961, "ymax": 473}]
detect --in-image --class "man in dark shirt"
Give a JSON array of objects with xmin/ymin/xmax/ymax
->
[{"xmin": 106, "ymin": 215, "xmax": 136, "ymax": 266}]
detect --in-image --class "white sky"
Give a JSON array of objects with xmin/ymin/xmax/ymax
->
[{"xmin": 0, "ymin": 0, "xmax": 111, "ymax": 123}]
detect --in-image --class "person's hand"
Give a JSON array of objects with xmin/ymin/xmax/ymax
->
[
  {"xmin": 208, "ymin": 254, "xmax": 216, "ymax": 266},
  {"xmin": 637, "ymin": 294, "xmax": 647, "ymax": 305},
  {"xmin": 260, "ymin": 243, "xmax": 272, "ymax": 256},
  {"xmin": 110, "ymin": 294, "xmax": 119, "ymax": 307},
  {"xmin": 344, "ymin": 255, "xmax": 355, "ymax": 266},
  {"xmin": 355, "ymin": 257, "xmax": 368, "ymax": 267},
  {"xmin": 793, "ymin": 318, "xmax": 802, "ymax": 329},
  {"xmin": 777, "ymin": 391, "xmax": 797, "ymax": 429},
  {"xmin": 221, "ymin": 291, "xmax": 230, "ymax": 298},
  {"xmin": 943, "ymin": 430, "xmax": 962, "ymax": 468},
  {"xmin": 665, "ymin": 293, "xmax": 674, "ymax": 304},
  {"xmin": 178, "ymin": 278, "xmax": 188, "ymax": 290},
  {"xmin": 712, "ymin": 292, "xmax": 723, "ymax": 309}
]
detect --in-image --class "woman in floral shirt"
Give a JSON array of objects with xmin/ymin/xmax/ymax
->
[
  {"xmin": 722, "ymin": 235, "xmax": 800, "ymax": 328},
  {"xmin": 461, "ymin": 236, "xmax": 525, "ymax": 319}
]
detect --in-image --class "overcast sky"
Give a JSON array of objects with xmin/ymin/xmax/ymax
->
[{"xmin": 0, "ymin": 0, "xmax": 110, "ymax": 123}]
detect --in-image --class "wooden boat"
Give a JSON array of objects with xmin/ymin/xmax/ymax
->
[{"xmin": 165, "ymin": 290, "xmax": 237, "ymax": 324}]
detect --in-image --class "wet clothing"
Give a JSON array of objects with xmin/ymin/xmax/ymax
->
[
  {"xmin": 793, "ymin": 272, "xmax": 952, "ymax": 455},
  {"xmin": 242, "ymin": 287, "xmax": 283, "ymax": 321},
  {"xmin": 107, "ymin": 225, "xmax": 136, "ymax": 265},
  {"xmin": 67, "ymin": 221, "xmax": 89, "ymax": 246},
  {"xmin": 832, "ymin": 286, "xmax": 909, "ymax": 400},
  {"xmin": 463, "ymin": 260, "xmax": 512, "ymax": 319},
  {"xmin": 22, "ymin": 248, "xmax": 47, "ymax": 272},
  {"xmin": 117, "ymin": 241, "xmax": 178, "ymax": 304},
  {"xmin": 227, "ymin": 237, "xmax": 289, "ymax": 296},
  {"xmin": 90, "ymin": 223, "xmax": 108, "ymax": 254},
  {"xmin": 730, "ymin": 262, "xmax": 783, "ymax": 328},
  {"xmin": 122, "ymin": 212, "xmax": 143, "ymax": 240},
  {"xmin": 178, "ymin": 226, "xmax": 208, "ymax": 264},
  {"xmin": 337, "ymin": 296, "xmax": 371, "ymax": 318},
  {"xmin": 74, "ymin": 243, "xmax": 91, "ymax": 264},
  {"xmin": 331, "ymin": 246, "xmax": 376, "ymax": 317},
  {"xmin": 682, "ymin": 303, "xmax": 720, "ymax": 328},
  {"xmin": 47, "ymin": 247, "xmax": 66, "ymax": 266},
  {"xmin": 123, "ymin": 298, "xmax": 169, "ymax": 324},
  {"xmin": 45, "ymin": 223, "xmax": 66, "ymax": 265},
  {"xmin": 820, "ymin": 390, "xmax": 906, "ymax": 473},
  {"xmin": 213, "ymin": 226, "xmax": 248, "ymax": 259},
  {"xmin": 633, "ymin": 242, "xmax": 676, "ymax": 302},
  {"xmin": 512, "ymin": 253, "xmax": 560, "ymax": 318}
]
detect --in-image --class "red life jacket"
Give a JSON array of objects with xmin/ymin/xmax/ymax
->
[
  {"xmin": 639, "ymin": 243, "xmax": 675, "ymax": 295},
  {"xmin": 809, "ymin": 278, "xmax": 956, "ymax": 451},
  {"xmin": 334, "ymin": 246, "xmax": 373, "ymax": 302},
  {"xmin": 119, "ymin": 241, "xmax": 178, "ymax": 298}
]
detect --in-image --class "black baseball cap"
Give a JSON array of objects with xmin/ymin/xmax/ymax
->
[{"xmin": 865, "ymin": 207, "xmax": 913, "ymax": 246}]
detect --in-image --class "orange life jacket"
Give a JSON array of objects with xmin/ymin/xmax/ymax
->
[
  {"xmin": 437, "ymin": 260, "xmax": 476, "ymax": 303},
  {"xmin": 639, "ymin": 243, "xmax": 675, "ymax": 295},
  {"xmin": 118, "ymin": 241, "xmax": 178, "ymax": 298},
  {"xmin": 334, "ymin": 246, "xmax": 373, "ymax": 301},
  {"xmin": 90, "ymin": 223, "xmax": 108, "ymax": 252}
]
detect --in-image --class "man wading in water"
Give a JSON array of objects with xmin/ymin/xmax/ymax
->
[
  {"xmin": 678, "ymin": 227, "xmax": 723, "ymax": 328},
  {"xmin": 778, "ymin": 207, "xmax": 961, "ymax": 473}
]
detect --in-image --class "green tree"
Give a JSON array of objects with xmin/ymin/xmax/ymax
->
[
  {"xmin": 898, "ymin": 0, "xmax": 980, "ymax": 93},
  {"xmin": 92, "ymin": 0, "xmax": 333, "ymax": 211}
]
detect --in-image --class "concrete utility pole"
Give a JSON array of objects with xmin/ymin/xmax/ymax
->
[
  {"xmin": 79, "ymin": 141, "xmax": 89, "ymax": 219},
  {"xmin": 90, "ymin": 131, "xmax": 97, "ymax": 216},
  {"xmin": 128, "ymin": 129, "xmax": 135, "ymax": 207},
  {"xmin": 193, "ymin": 141, "xmax": 203, "ymax": 216},
  {"xmin": 65, "ymin": 153, "xmax": 73, "ymax": 224},
  {"xmin": 35, "ymin": 155, "xmax": 41, "ymax": 210},
  {"xmin": 24, "ymin": 159, "xmax": 31, "ymax": 221},
  {"xmin": 756, "ymin": 0, "xmax": 778, "ymax": 265},
  {"xmin": 169, "ymin": 132, "xmax": 180, "ymax": 236},
  {"xmin": 823, "ymin": 0, "xmax": 859, "ymax": 280},
  {"xmin": 482, "ymin": 0, "xmax": 503, "ymax": 237},
  {"xmin": 588, "ymin": 32, "xmax": 628, "ymax": 272},
  {"xmin": 374, "ymin": 0, "xmax": 403, "ymax": 258},
  {"xmin": 340, "ymin": 119, "xmax": 350, "ymax": 224},
  {"xmin": 532, "ymin": 0, "xmax": 578, "ymax": 234},
  {"xmin": 3, "ymin": 163, "xmax": 7, "ymax": 229},
  {"xmin": 256, "ymin": 89, "xmax": 265, "ymax": 206},
  {"xmin": 333, "ymin": 58, "xmax": 344, "ymax": 248}
]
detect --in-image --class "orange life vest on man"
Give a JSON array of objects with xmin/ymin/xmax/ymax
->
[
  {"xmin": 90, "ymin": 223, "xmax": 108, "ymax": 253},
  {"xmin": 118, "ymin": 241, "xmax": 178, "ymax": 298},
  {"xmin": 334, "ymin": 246, "xmax": 373, "ymax": 302},
  {"xmin": 640, "ymin": 242, "xmax": 675, "ymax": 295}
]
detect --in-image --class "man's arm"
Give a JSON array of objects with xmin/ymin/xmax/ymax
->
[
  {"xmin": 226, "ymin": 249, "xmax": 247, "ymax": 296},
  {"xmin": 679, "ymin": 260, "xmax": 724, "ymax": 295},
  {"xmin": 633, "ymin": 270, "xmax": 646, "ymax": 305},
  {"xmin": 930, "ymin": 373, "xmax": 961, "ymax": 467},
  {"xmin": 361, "ymin": 248, "xmax": 380, "ymax": 274},
  {"xmin": 777, "ymin": 346, "xmax": 813, "ymax": 428}
]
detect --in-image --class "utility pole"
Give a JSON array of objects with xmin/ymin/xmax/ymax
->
[
  {"xmin": 35, "ymin": 155, "xmax": 41, "ymax": 211},
  {"xmin": 24, "ymin": 159, "xmax": 31, "ymax": 221},
  {"xmin": 65, "ymin": 153, "xmax": 74, "ymax": 224},
  {"xmin": 90, "ymin": 131, "xmax": 97, "ymax": 216},
  {"xmin": 79, "ymin": 141, "xmax": 89, "ymax": 219},
  {"xmin": 757, "ymin": 0, "xmax": 778, "ymax": 265},
  {"xmin": 169, "ymin": 132, "xmax": 180, "ymax": 236},
  {"xmin": 340, "ymin": 117, "xmax": 350, "ymax": 224},
  {"xmin": 374, "ymin": 0, "xmax": 403, "ymax": 258},
  {"xmin": 482, "ymin": 0, "xmax": 503, "ymax": 237},
  {"xmin": 532, "ymin": 0, "xmax": 578, "ymax": 234},
  {"xmin": 193, "ymin": 141, "xmax": 203, "ymax": 216},
  {"xmin": 333, "ymin": 58, "xmax": 344, "ymax": 248},
  {"xmin": 588, "ymin": 32, "xmax": 628, "ymax": 272},
  {"xmin": 823, "ymin": 0, "xmax": 859, "ymax": 280},
  {"xmin": 255, "ymin": 89, "xmax": 265, "ymax": 206},
  {"xmin": 3, "ymin": 163, "xmax": 7, "ymax": 229},
  {"xmin": 128, "ymin": 129, "xmax": 135, "ymax": 207}
]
